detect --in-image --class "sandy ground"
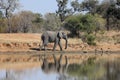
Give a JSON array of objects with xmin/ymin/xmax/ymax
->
[{"xmin": 0, "ymin": 32, "xmax": 120, "ymax": 69}]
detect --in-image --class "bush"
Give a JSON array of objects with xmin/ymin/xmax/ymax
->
[
  {"xmin": 64, "ymin": 14, "xmax": 106, "ymax": 37},
  {"xmin": 82, "ymin": 33, "xmax": 96, "ymax": 45},
  {"xmin": 0, "ymin": 18, "xmax": 7, "ymax": 33},
  {"xmin": 86, "ymin": 34, "xmax": 96, "ymax": 45},
  {"xmin": 64, "ymin": 15, "xmax": 81, "ymax": 37}
]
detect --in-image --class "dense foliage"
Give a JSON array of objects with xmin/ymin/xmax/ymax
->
[{"xmin": 65, "ymin": 14, "xmax": 105, "ymax": 35}]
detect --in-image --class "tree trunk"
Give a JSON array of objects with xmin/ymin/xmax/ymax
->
[{"xmin": 106, "ymin": 16, "xmax": 110, "ymax": 31}]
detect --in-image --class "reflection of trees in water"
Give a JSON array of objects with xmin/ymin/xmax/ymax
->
[
  {"xmin": 67, "ymin": 57, "xmax": 106, "ymax": 80},
  {"xmin": 67, "ymin": 58, "xmax": 120, "ymax": 80},
  {"xmin": 105, "ymin": 59, "xmax": 120, "ymax": 80}
]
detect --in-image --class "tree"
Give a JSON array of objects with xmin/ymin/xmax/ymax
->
[
  {"xmin": 64, "ymin": 14, "xmax": 105, "ymax": 36},
  {"xmin": 43, "ymin": 13, "xmax": 61, "ymax": 31},
  {"xmin": 96, "ymin": 1, "xmax": 110, "ymax": 17},
  {"xmin": 0, "ymin": 0, "xmax": 19, "ymax": 18},
  {"xmin": 71, "ymin": 0, "xmax": 81, "ymax": 12},
  {"xmin": 106, "ymin": 0, "xmax": 120, "ymax": 30},
  {"xmin": 56, "ymin": 0, "xmax": 70, "ymax": 22},
  {"xmin": 0, "ymin": 18, "xmax": 7, "ymax": 33},
  {"xmin": 81, "ymin": 0, "xmax": 99, "ymax": 15},
  {"xmin": 0, "ymin": 10, "xmax": 7, "ymax": 32},
  {"xmin": 18, "ymin": 11, "xmax": 37, "ymax": 33},
  {"xmin": 0, "ymin": 11, "xmax": 3, "ymax": 18},
  {"xmin": 56, "ymin": 0, "xmax": 83, "ymax": 23},
  {"xmin": 0, "ymin": 0, "xmax": 20, "ymax": 32},
  {"xmin": 32, "ymin": 13, "xmax": 44, "ymax": 32},
  {"xmin": 96, "ymin": 0, "xmax": 120, "ymax": 30},
  {"xmin": 7, "ymin": 11, "xmax": 43, "ymax": 33},
  {"xmin": 116, "ymin": 0, "xmax": 120, "ymax": 5}
]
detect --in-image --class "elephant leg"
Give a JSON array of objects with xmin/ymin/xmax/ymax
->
[
  {"xmin": 43, "ymin": 43, "xmax": 47, "ymax": 51},
  {"xmin": 40, "ymin": 44, "xmax": 46, "ymax": 51},
  {"xmin": 44, "ymin": 40, "xmax": 49, "ymax": 51},
  {"xmin": 58, "ymin": 41, "xmax": 62, "ymax": 51},
  {"xmin": 53, "ymin": 41, "xmax": 58, "ymax": 51},
  {"xmin": 40, "ymin": 41, "xmax": 47, "ymax": 51}
]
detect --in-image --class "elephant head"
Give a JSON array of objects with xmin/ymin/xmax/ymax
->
[{"xmin": 57, "ymin": 31, "xmax": 68, "ymax": 49}]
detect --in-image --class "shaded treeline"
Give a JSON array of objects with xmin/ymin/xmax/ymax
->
[{"xmin": 0, "ymin": 0, "xmax": 120, "ymax": 33}]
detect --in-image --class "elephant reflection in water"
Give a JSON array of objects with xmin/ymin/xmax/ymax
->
[{"xmin": 41, "ymin": 54, "xmax": 68, "ymax": 74}]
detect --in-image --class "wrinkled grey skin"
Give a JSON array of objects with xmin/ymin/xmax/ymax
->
[{"xmin": 40, "ymin": 31, "xmax": 68, "ymax": 51}]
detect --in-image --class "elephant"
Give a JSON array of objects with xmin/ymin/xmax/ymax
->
[{"xmin": 40, "ymin": 31, "xmax": 68, "ymax": 51}]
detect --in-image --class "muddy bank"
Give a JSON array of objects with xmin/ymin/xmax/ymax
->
[{"xmin": 0, "ymin": 42, "xmax": 120, "ymax": 52}]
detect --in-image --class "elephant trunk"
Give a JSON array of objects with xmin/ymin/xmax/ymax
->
[{"xmin": 65, "ymin": 38, "xmax": 68, "ymax": 49}]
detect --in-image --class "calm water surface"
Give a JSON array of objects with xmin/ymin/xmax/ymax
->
[{"xmin": 0, "ymin": 54, "xmax": 120, "ymax": 80}]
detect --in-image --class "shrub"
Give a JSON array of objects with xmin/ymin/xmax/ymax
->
[
  {"xmin": 86, "ymin": 34, "xmax": 96, "ymax": 45},
  {"xmin": 82, "ymin": 33, "xmax": 96, "ymax": 45},
  {"xmin": 0, "ymin": 18, "xmax": 7, "ymax": 33},
  {"xmin": 64, "ymin": 14, "xmax": 106, "ymax": 37}
]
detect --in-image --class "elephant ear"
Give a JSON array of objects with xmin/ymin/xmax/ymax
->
[{"xmin": 57, "ymin": 31, "xmax": 62, "ymax": 39}]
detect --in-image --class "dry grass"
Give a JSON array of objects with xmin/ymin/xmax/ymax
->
[
  {"xmin": 67, "ymin": 38, "xmax": 83, "ymax": 44},
  {"xmin": 96, "ymin": 30, "xmax": 120, "ymax": 44},
  {"xmin": 0, "ymin": 33, "xmax": 83, "ymax": 44},
  {"xmin": 0, "ymin": 33, "xmax": 41, "ymax": 43}
]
